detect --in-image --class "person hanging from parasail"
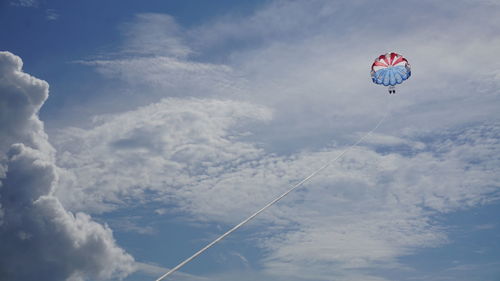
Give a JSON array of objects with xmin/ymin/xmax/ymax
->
[{"xmin": 371, "ymin": 52, "xmax": 411, "ymax": 94}]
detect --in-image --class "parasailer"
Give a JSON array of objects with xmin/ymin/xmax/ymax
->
[{"xmin": 371, "ymin": 52, "xmax": 411, "ymax": 94}]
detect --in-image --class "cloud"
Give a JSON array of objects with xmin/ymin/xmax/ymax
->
[
  {"xmin": 119, "ymin": 14, "xmax": 192, "ymax": 58},
  {"xmin": 256, "ymin": 124, "xmax": 500, "ymax": 278},
  {"xmin": 79, "ymin": 2, "xmax": 500, "ymax": 152},
  {"xmin": 53, "ymin": 98, "xmax": 273, "ymax": 214},
  {"xmin": 134, "ymin": 262, "xmax": 208, "ymax": 281},
  {"xmin": 108, "ymin": 216, "xmax": 156, "ymax": 235},
  {"xmin": 0, "ymin": 52, "xmax": 49, "ymax": 153},
  {"xmin": 46, "ymin": 9, "xmax": 59, "ymax": 21},
  {"xmin": 80, "ymin": 56, "xmax": 238, "ymax": 99},
  {"xmin": 48, "ymin": 0, "xmax": 500, "ymax": 280},
  {"xmin": 53, "ymin": 100, "xmax": 500, "ymax": 279},
  {"xmin": 0, "ymin": 52, "xmax": 134, "ymax": 281},
  {"xmin": 474, "ymin": 223, "xmax": 495, "ymax": 230},
  {"xmin": 9, "ymin": 0, "xmax": 38, "ymax": 8}
]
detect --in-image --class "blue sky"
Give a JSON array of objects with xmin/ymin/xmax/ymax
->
[{"xmin": 1, "ymin": 1, "xmax": 500, "ymax": 281}]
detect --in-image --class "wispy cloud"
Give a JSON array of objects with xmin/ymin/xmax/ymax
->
[
  {"xmin": 474, "ymin": 223, "xmax": 496, "ymax": 230},
  {"xmin": 119, "ymin": 14, "xmax": 192, "ymax": 58},
  {"xmin": 135, "ymin": 262, "xmax": 208, "ymax": 280},
  {"xmin": 45, "ymin": 9, "xmax": 59, "ymax": 21},
  {"xmin": 47, "ymin": 0, "xmax": 500, "ymax": 280},
  {"xmin": 10, "ymin": 0, "xmax": 38, "ymax": 8},
  {"xmin": 53, "ymin": 102, "xmax": 500, "ymax": 279}
]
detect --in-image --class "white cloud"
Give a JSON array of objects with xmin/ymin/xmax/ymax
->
[
  {"xmin": 134, "ymin": 262, "xmax": 208, "ymax": 281},
  {"xmin": 0, "ymin": 52, "xmax": 135, "ymax": 281},
  {"xmin": 80, "ymin": 56, "xmax": 238, "ymax": 98},
  {"xmin": 53, "ymin": 100, "xmax": 500, "ymax": 279},
  {"xmin": 155, "ymin": 208, "xmax": 168, "ymax": 215},
  {"xmin": 46, "ymin": 0, "xmax": 500, "ymax": 280},
  {"xmin": 46, "ymin": 9, "xmax": 59, "ymax": 21},
  {"xmin": 120, "ymin": 14, "xmax": 192, "ymax": 58},
  {"xmin": 10, "ymin": 0, "xmax": 37, "ymax": 8},
  {"xmin": 54, "ymin": 98, "xmax": 272, "ymax": 214},
  {"xmin": 474, "ymin": 223, "xmax": 495, "ymax": 230},
  {"xmin": 81, "ymin": 2, "xmax": 500, "ymax": 153},
  {"xmin": 109, "ymin": 217, "xmax": 156, "ymax": 235},
  {"xmin": 0, "ymin": 52, "xmax": 50, "ymax": 153}
]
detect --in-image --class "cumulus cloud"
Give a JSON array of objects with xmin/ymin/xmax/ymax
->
[
  {"xmin": 0, "ymin": 52, "xmax": 49, "ymax": 153},
  {"xmin": 0, "ymin": 51, "xmax": 134, "ymax": 281}
]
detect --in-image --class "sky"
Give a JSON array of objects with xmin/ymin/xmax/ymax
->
[{"xmin": 1, "ymin": 1, "xmax": 500, "ymax": 281}]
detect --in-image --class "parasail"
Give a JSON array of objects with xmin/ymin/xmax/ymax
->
[{"xmin": 371, "ymin": 52, "xmax": 411, "ymax": 94}]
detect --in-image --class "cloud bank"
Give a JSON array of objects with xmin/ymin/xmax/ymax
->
[
  {"xmin": 23, "ymin": 0, "xmax": 500, "ymax": 280},
  {"xmin": 0, "ymin": 51, "xmax": 134, "ymax": 281}
]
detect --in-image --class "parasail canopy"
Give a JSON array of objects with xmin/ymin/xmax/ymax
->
[{"xmin": 371, "ymin": 52, "xmax": 411, "ymax": 87}]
